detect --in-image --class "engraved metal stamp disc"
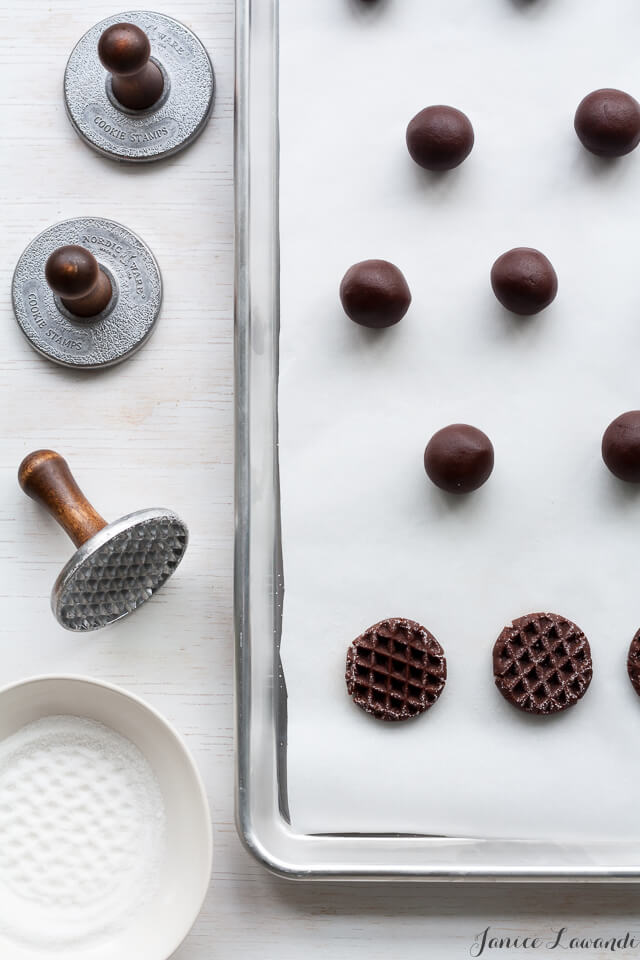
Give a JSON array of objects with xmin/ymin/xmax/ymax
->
[
  {"xmin": 64, "ymin": 10, "xmax": 215, "ymax": 162},
  {"xmin": 12, "ymin": 217, "xmax": 162, "ymax": 369},
  {"xmin": 52, "ymin": 508, "xmax": 189, "ymax": 632}
]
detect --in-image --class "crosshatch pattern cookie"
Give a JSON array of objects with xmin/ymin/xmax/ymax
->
[
  {"xmin": 627, "ymin": 630, "xmax": 640, "ymax": 697},
  {"xmin": 493, "ymin": 612, "xmax": 593, "ymax": 715},
  {"xmin": 345, "ymin": 617, "xmax": 447, "ymax": 722}
]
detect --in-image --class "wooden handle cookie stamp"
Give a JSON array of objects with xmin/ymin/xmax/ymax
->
[{"xmin": 19, "ymin": 450, "xmax": 188, "ymax": 632}]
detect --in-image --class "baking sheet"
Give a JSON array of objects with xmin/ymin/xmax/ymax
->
[{"xmin": 278, "ymin": 0, "xmax": 640, "ymax": 842}]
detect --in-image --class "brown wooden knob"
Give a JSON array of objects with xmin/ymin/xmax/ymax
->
[
  {"xmin": 98, "ymin": 23, "xmax": 164, "ymax": 111},
  {"xmin": 19, "ymin": 450, "xmax": 108, "ymax": 549},
  {"xmin": 45, "ymin": 245, "xmax": 112, "ymax": 319}
]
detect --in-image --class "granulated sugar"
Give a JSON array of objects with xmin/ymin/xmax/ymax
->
[{"xmin": 0, "ymin": 715, "xmax": 166, "ymax": 949}]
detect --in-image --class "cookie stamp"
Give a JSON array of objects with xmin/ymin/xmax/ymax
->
[
  {"xmin": 64, "ymin": 11, "xmax": 215, "ymax": 162},
  {"xmin": 12, "ymin": 217, "xmax": 162, "ymax": 369}
]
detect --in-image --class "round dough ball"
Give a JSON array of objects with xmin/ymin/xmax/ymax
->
[
  {"xmin": 424, "ymin": 424, "xmax": 494, "ymax": 494},
  {"xmin": 340, "ymin": 259, "xmax": 411, "ymax": 328},
  {"xmin": 406, "ymin": 105, "xmax": 474, "ymax": 171},
  {"xmin": 491, "ymin": 247, "xmax": 558, "ymax": 316},
  {"xmin": 575, "ymin": 88, "xmax": 640, "ymax": 158},
  {"xmin": 602, "ymin": 411, "xmax": 640, "ymax": 482}
]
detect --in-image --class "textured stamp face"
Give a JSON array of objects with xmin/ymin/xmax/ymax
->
[{"xmin": 55, "ymin": 511, "xmax": 188, "ymax": 631}]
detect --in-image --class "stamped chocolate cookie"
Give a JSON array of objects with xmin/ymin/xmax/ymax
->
[
  {"xmin": 627, "ymin": 630, "xmax": 640, "ymax": 696},
  {"xmin": 345, "ymin": 617, "xmax": 447, "ymax": 721},
  {"xmin": 493, "ymin": 612, "xmax": 593, "ymax": 715}
]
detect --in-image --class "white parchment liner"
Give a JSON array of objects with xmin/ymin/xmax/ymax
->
[{"xmin": 279, "ymin": 0, "xmax": 640, "ymax": 840}]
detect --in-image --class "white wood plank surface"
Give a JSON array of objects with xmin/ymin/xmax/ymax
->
[{"xmin": 1, "ymin": 2, "xmax": 638, "ymax": 957}]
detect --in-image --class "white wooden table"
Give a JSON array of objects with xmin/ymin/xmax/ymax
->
[{"xmin": 1, "ymin": 2, "xmax": 638, "ymax": 956}]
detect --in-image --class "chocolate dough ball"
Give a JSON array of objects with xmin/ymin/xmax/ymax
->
[
  {"xmin": 491, "ymin": 247, "xmax": 558, "ymax": 316},
  {"xmin": 424, "ymin": 424, "xmax": 494, "ymax": 494},
  {"xmin": 602, "ymin": 412, "xmax": 640, "ymax": 482},
  {"xmin": 340, "ymin": 259, "xmax": 411, "ymax": 328},
  {"xmin": 406, "ymin": 106, "xmax": 474, "ymax": 171},
  {"xmin": 575, "ymin": 89, "xmax": 640, "ymax": 158}
]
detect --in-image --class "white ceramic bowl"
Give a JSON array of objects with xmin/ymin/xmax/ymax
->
[{"xmin": 0, "ymin": 675, "xmax": 212, "ymax": 960}]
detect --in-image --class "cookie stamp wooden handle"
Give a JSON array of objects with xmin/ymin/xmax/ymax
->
[
  {"xmin": 98, "ymin": 23, "xmax": 164, "ymax": 111},
  {"xmin": 45, "ymin": 245, "xmax": 113, "ymax": 319},
  {"xmin": 19, "ymin": 450, "xmax": 107, "ymax": 548}
]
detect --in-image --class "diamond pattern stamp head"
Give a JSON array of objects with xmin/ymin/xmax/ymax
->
[
  {"xmin": 345, "ymin": 617, "xmax": 447, "ymax": 722},
  {"xmin": 493, "ymin": 612, "xmax": 593, "ymax": 715},
  {"xmin": 54, "ymin": 510, "xmax": 188, "ymax": 632}
]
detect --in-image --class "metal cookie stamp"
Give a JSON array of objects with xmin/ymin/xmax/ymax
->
[
  {"xmin": 19, "ymin": 450, "xmax": 188, "ymax": 632},
  {"xmin": 12, "ymin": 217, "xmax": 162, "ymax": 369},
  {"xmin": 64, "ymin": 11, "xmax": 215, "ymax": 162}
]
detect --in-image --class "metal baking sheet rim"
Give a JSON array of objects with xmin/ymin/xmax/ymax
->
[{"xmin": 233, "ymin": 0, "xmax": 640, "ymax": 882}]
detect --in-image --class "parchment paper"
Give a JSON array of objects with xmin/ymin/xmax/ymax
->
[{"xmin": 279, "ymin": 0, "xmax": 640, "ymax": 841}]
